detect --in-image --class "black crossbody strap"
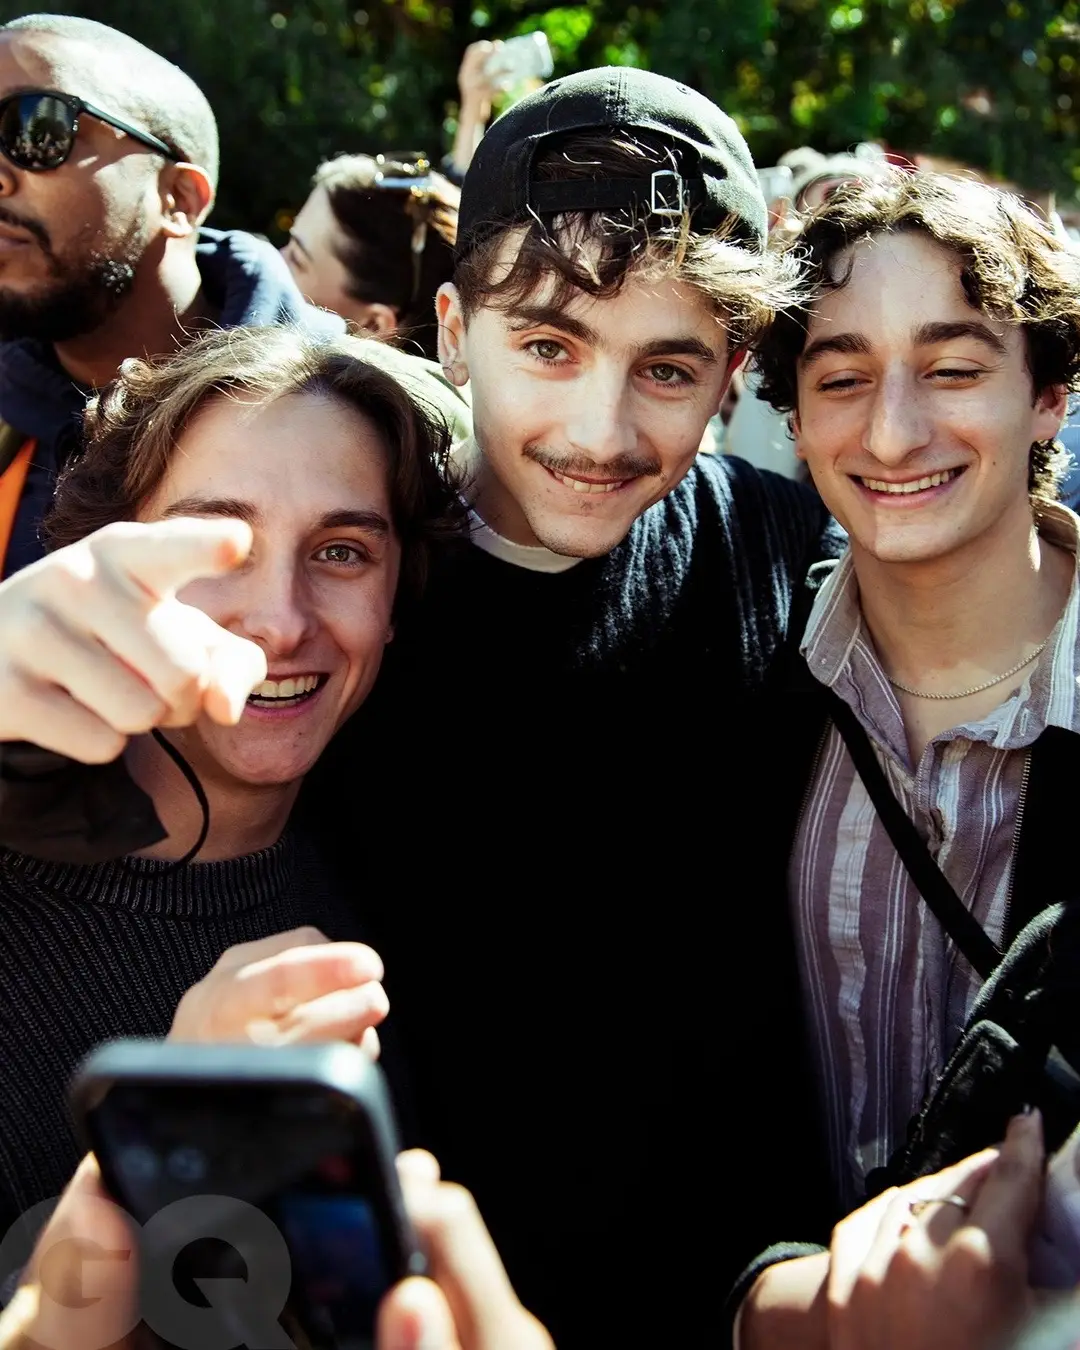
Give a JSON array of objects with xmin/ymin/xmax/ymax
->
[{"xmin": 827, "ymin": 692, "xmax": 1004, "ymax": 981}]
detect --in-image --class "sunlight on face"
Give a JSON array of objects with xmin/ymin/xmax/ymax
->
[
  {"xmin": 280, "ymin": 186, "xmax": 364, "ymax": 321},
  {"xmin": 794, "ymin": 231, "xmax": 1065, "ymax": 569},
  {"xmin": 139, "ymin": 390, "xmax": 401, "ymax": 789},
  {"xmin": 443, "ymin": 233, "xmax": 734, "ymax": 556}
]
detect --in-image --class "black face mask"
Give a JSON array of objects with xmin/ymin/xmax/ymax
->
[{"xmin": 0, "ymin": 729, "xmax": 208, "ymax": 869}]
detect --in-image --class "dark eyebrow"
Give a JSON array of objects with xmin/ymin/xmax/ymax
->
[
  {"xmin": 800, "ymin": 320, "xmax": 1010, "ymax": 371},
  {"xmin": 912, "ymin": 320, "xmax": 1008, "ymax": 355},
  {"xmin": 160, "ymin": 498, "xmax": 390, "ymax": 537},
  {"xmin": 317, "ymin": 509, "xmax": 391, "ymax": 536},
  {"xmin": 504, "ymin": 305, "xmax": 601, "ymax": 346},
  {"xmin": 630, "ymin": 337, "xmax": 720, "ymax": 365},
  {"xmin": 287, "ymin": 230, "xmax": 314, "ymax": 263},
  {"xmin": 161, "ymin": 496, "xmax": 262, "ymax": 527},
  {"xmin": 505, "ymin": 307, "xmax": 719, "ymax": 363},
  {"xmin": 799, "ymin": 332, "xmax": 873, "ymax": 368}
]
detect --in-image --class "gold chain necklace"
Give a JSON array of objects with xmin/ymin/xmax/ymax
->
[{"xmin": 887, "ymin": 637, "xmax": 1051, "ymax": 701}]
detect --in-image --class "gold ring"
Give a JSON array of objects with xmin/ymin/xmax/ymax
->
[{"xmin": 908, "ymin": 1194, "xmax": 970, "ymax": 1218}]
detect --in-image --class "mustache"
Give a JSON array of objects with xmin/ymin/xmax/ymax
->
[
  {"xmin": 524, "ymin": 443, "xmax": 662, "ymax": 480},
  {"xmin": 0, "ymin": 205, "xmax": 51, "ymax": 254}
]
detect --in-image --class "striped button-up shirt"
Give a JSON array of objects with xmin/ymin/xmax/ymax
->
[{"xmin": 792, "ymin": 504, "xmax": 1080, "ymax": 1210}]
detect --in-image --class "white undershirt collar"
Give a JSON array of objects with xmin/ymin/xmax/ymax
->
[{"xmin": 466, "ymin": 508, "xmax": 583, "ymax": 574}]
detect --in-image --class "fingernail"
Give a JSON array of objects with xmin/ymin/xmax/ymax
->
[{"xmin": 1008, "ymin": 1107, "xmax": 1042, "ymax": 1136}]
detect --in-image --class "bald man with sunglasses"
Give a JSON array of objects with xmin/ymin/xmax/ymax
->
[{"xmin": 0, "ymin": 13, "xmax": 353, "ymax": 578}]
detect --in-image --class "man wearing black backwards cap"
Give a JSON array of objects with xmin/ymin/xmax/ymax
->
[
  {"xmin": 333, "ymin": 67, "xmax": 841, "ymax": 1348},
  {"xmin": 0, "ymin": 67, "xmax": 840, "ymax": 1349},
  {"xmin": 441, "ymin": 65, "xmax": 812, "ymax": 558}
]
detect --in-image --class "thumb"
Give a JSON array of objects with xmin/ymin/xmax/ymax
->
[
  {"xmin": 17, "ymin": 1154, "xmax": 140, "ymax": 1350},
  {"xmin": 378, "ymin": 1277, "xmax": 461, "ymax": 1350}
]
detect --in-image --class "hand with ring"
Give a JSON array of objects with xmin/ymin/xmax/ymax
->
[
  {"xmin": 906, "ymin": 1193, "xmax": 971, "ymax": 1219},
  {"xmin": 825, "ymin": 1110, "xmax": 1045, "ymax": 1350}
]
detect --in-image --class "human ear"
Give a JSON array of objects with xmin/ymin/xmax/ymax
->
[
  {"xmin": 791, "ymin": 409, "xmax": 806, "ymax": 459},
  {"xmin": 726, "ymin": 347, "xmax": 749, "ymax": 379},
  {"xmin": 161, "ymin": 163, "xmax": 215, "ymax": 237},
  {"xmin": 716, "ymin": 346, "xmax": 749, "ymax": 410},
  {"xmin": 1033, "ymin": 382, "xmax": 1068, "ymax": 442},
  {"xmin": 356, "ymin": 304, "xmax": 400, "ymax": 338},
  {"xmin": 436, "ymin": 284, "xmax": 469, "ymax": 387}
]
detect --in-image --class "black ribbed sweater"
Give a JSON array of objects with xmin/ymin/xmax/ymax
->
[{"xmin": 0, "ymin": 833, "xmax": 365, "ymax": 1259}]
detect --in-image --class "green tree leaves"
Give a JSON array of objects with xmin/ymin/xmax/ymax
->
[{"xmin": 4, "ymin": 0, "xmax": 1075, "ymax": 234}]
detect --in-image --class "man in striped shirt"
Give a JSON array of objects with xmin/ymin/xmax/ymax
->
[{"xmin": 735, "ymin": 169, "xmax": 1080, "ymax": 1341}]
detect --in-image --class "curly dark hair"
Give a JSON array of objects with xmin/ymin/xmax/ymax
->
[
  {"xmin": 45, "ymin": 325, "xmax": 466, "ymax": 619},
  {"xmin": 753, "ymin": 169, "xmax": 1080, "ymax": 507}
]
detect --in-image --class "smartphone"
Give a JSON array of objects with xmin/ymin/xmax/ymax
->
[
  {"xmin": 72, "ymin": 1039, "xmax": 425, "ymax": 1350},
  {"xmin": 485, "ymin": 32, "xmax": 554, "ymax": 90}
]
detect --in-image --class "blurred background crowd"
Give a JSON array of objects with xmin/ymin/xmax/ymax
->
[
  {"xmin": 3, "ymin": 0, "xmax": 1072, "ymax": 249},
  {"xmin": 6, "ymin": 0, "xmax": 1072, "ymax": 480}
]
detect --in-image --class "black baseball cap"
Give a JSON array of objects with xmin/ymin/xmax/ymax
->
[{"xmin": 456, "ymin": 66, "xmax": 767, "ymax": 260}]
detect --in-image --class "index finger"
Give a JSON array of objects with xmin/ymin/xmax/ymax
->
[
  {"xmin": 96, "ymin": 518, "xmax": 253, "ymax": 601},
  {"xmin": 224, "ymin": 942, "xmax": 385, "ymax": 1024}
]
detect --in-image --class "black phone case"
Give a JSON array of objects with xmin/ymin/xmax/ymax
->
[{"xmin": 71, "ymin": 1039, "xmax": 424, "ymax": 1281}]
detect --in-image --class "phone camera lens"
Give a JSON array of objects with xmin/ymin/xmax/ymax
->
[
  {"xmin": 118, "ymin": 1143, "xmax": 160, "ymax": 1182},
  {"xmin": 166, "ymin": 1146, "xmax": 208, "ymax": 1184}
]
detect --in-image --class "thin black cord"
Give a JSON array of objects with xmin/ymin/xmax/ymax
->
[
  {"xmin": 119, "ymin": 730, "xmax": 210, "ymax": 874},
  {"xmin": 150, "ymin": 729, "xmax": 210, "ymax": 868}
]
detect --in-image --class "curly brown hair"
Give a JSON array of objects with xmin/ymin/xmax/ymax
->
[
  {"xmin": 753, "ymin": 169, "xmax": 1080, "ymax": 507},
  {"xmin": 454, "ymin": 129, "xmax": 802, "ymax": 351},
  {"xmin": 45, "ymin": 325, "xmax": 466, "ymax": 618}
]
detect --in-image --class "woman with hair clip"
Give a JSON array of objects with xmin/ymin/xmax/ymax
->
[
  {"xmin": 281, "ymin": 152, "xmax": 459, "ymax": 360},
  {"xmin": 0, "ymin": 323, "xmax": 470, "ymax": 1245}
]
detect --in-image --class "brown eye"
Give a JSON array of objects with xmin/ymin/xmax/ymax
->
[
  {"xmin": 315, "ymin": 543, "xmax": 367, "ymax": 566},
  {"xmin": 528, "ymin": 340, "xmax": 566, "ymax": 362}
]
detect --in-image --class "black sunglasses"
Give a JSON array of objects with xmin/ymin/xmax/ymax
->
[{"xmin": 0, "ymin": 89, "xmax": 182, "ymax": 172}]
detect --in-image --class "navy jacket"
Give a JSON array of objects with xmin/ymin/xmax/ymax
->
[{"xmin": 0, "ymin": 228, "xmax": 343, "ymax": 577}]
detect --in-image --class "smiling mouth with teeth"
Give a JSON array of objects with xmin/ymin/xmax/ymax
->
[
  {"xmin": 247, "ymin": 674, "xmax": 326, "ymax": 707},
  {"xmin": 550, "ymin": 470, "xmax": 627, "ymax": 495},
  {"xmin": 858, "ymin": 468, "xmax": 963, "ymax": 495}
]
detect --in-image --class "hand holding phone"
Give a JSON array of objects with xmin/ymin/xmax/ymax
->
[
  {"xmin": 73, "ymin": 1040, "xmax": 422, "ymax": 1350},
  {"xmin": 484, "ymin": 33, "xmax": 553, "ymax": 92},
  {"xmin": 0, "ymin": 1146, "xmax": 553, "ymax": 1350}
]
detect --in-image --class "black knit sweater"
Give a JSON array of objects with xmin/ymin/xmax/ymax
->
[
  {"xmin": 301, "ymin": 454, "xmax": 844, "ymax": 1350},
  {"xmin": 0, "ymin": 833, "xmax": 366, "ymax": 1261}
]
